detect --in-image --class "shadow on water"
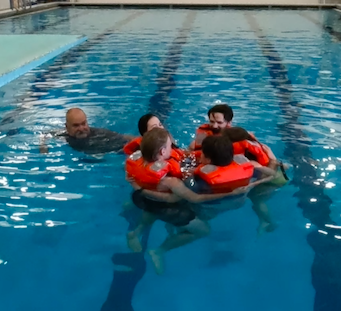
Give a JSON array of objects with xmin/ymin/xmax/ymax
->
[
  {"xmin": 245, "ymin": 12, "xmax": 341, "ymax": 311},
  {"xmin": 148, "ymin": 12, "xmax": 196, "ymax": 123},
  {"xmin": 100, "ymin": 208, "xmax": 150, "ymax": 311}
]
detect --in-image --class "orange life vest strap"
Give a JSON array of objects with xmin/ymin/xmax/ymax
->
[
  {"xmin": 194, "ymin": 124, "xmax": 213, "ymax": 150},
  {"xmin": 123, "ymin": 137, "xmax": 142, "ymax": 155},
  {"xmin": 233, "ymin": 140, "xmax": 270, "ymax": 166}
]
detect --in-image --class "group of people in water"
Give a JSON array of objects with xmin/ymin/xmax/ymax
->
[{"xmin": 41, "ymin": 103, "xmax": 289, "ymax": 275}]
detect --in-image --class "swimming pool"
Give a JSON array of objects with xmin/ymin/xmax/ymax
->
[{"xmin": 0, "ymin": 6, "xmax": 341, "ymax": 311}]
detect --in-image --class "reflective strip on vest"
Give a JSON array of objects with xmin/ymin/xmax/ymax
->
[
  {"xmin": 233, "ymin": 154, "xmax": 250, "ymax": 165},
  {"xmin": 150, "ymin": 161, "xmax": 168, "ymax": 172},
  {"xmin": 200, "ymin": 164, "xmax": 217, "ymax": 174},
  {"xmin": 130, "ymin": 150, "xmax": 142, "ymax": 161}
]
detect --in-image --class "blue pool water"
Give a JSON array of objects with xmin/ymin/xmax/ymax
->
[{"xmin": 1, "ymin": 7, "xmax": 341, "ymax": 311}]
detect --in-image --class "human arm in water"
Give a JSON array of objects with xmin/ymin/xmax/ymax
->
[
  {"xmin": 138, "ymin": 174, "xmax": 279, "ymax": 203},
  {"xmin": 121, "ymin": 133, "xmax": 137, "ymax": 141},
  {"xmin": 39, "ymin": 131, "xmax": 61, "ymax": 154},
  {"xmin": 127, "ymin": 159, "xmax": 277, "ymax": 204},
  {"xmin": 250, "ymin": 160, "xmax": 277, "ymax": 184},
  {"xmin": 39, "ymin": 134, "xmax": 49, "ymax": 154},
  {"xmin": 132, "ymin": 177, "xmax": 250, "ymax": 204},
  {"xmin": 188, "ymin": 140, "xmax": 196, "ymax": 151}
]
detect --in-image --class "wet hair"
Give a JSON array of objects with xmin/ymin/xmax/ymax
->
[
  {"xmin": 222, "ymin": 127, "xmax": 258, "ymax": 161},
  {"xmin": 141, "ymin": 128, "xmax": 169, "ymax": 162},
  {"xmin": 221, "ymin": 127, "xmax": 255, "ymax": 142},
  {"xmin": 208, "ymin": 104, "xmax": 233, "ymax": 123},
  {"xmin": 138, "ymin": 113, "xmax": 156, "ymax": 136},
  {"xmin": 202, "ymin": 135, "xmax": 234, "ymax": 167}
]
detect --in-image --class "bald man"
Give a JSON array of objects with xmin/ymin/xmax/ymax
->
[{"xmin": 40, "ymin": 108, "xmax": 135, "ymax": 155}]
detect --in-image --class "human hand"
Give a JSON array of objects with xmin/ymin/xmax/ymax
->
[
  {"xmin": 126, "ymin": 174, "xmax": 141, "ymax": 190},
  {"xmin": 231, "ymin": 186, "xmax": 250, "ymax": 195}
]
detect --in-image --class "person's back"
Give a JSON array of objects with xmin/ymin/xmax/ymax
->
[
  {"xmin": 67, "ymin": 127, "xmax": 131, "ymax": 154},
  {"xmin": 221, "ymin": 127, "xmax": 270, "ymax": 166},
  {"xmin": 187, "ymin": 135, "xmax": 254, "ymax": 218}
]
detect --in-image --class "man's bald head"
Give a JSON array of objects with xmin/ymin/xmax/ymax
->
[{"xmin": 65, "ymin": 108, "xmax": 90, "ymax": 138}]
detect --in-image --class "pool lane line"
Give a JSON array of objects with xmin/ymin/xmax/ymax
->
[
  {"xmin": 245, "ymin": 12, "xmax": 341, "ymax": 311},
  {"xmin": 101, "ymin": 12, "xmax": 196, "ymax": 310},
  {"xmin": 299, "ymin": 11, "xmax": 341, "ymax": 41},
  {"xmin": 0, "ymin": 11, "xmax": 144, "ymax": 128},
  {"xmin": 148, "ymin": 11, "xmax": 197, "ymax": 123},
  {"xmin": 102, "ymin": 11, "xmax": 197, "ymax": 310}
]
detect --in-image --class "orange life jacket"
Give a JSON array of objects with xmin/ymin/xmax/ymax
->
[
  {"xmin": 194, "ymin": 124, "xmax": 233, "ymax": 150},
  {"xmin": 193, "ymin": 127, "xmax": 270, "ymax": 166},
  {"xmin": 194, "ymin": 157, "xmax": 254, "ymax": 194},
  {"xmin": 125, "ymin": 151, "xmax": 183, "ymax": 191},
  {"xmin": 124, "ymin": 137, "xmax": 185, "ymax": 162},
  {"xmin": 190, "ymin": 150, "xmax": 203, "ymax": 163},
  {"xmin": 194, "ymin": 124, "xmax": 215, "ymax": 150},
  {"xmin": 123, "ymin": 137, "xmax": 142, "ymax": 156},
  {"xmin": 171, "ymin": 147, "xmax": 185, "ymax": 162},
  {"xmin": 233, "ymin": 140, "xmax": 270, "ymax": 166}
]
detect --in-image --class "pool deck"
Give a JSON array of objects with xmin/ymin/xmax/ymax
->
[
  {"xmin": 61, "ymin": 0, "xmax": 336, "ymax": 6},
  {"xmin": 0, "ymin": 3, "xmax": 58, "ymax": 19},
  {"xmin": 0, "ymin": 34, "xmax": 87, "ymax": 88}
]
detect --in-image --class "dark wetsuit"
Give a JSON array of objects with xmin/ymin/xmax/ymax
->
[
  {"xmin": 58, "ymin": 127, "xmax": 131, "ymax": 155},
  {"xmin": 132, "ymin": 189, "xmax": 196, "ymax": 227}
]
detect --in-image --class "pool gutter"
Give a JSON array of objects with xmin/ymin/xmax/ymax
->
[
  {"xmin": 58, "ymin": 2, "xmax": 337, "ymax": 8},
  {"xmin": 0, "ymin": 0, "xmax": 339, "ymax": 19}
]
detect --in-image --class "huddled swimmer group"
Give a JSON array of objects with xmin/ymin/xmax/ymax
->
[{"xmin": 41, "ymin": 103, "xmax": 289, "ymax": 275}]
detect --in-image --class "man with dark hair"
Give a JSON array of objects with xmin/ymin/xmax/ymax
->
[
  {"xmin": 40, "ymin": 108, "xmax": 135, "ymax": 155},
  {"xmin": 208, "ymin": 104, "xmax": 234, "ymax": 130},
  {"xmin": 189, "ymin": 103, "xmax": 234, "ymax": 151}
]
